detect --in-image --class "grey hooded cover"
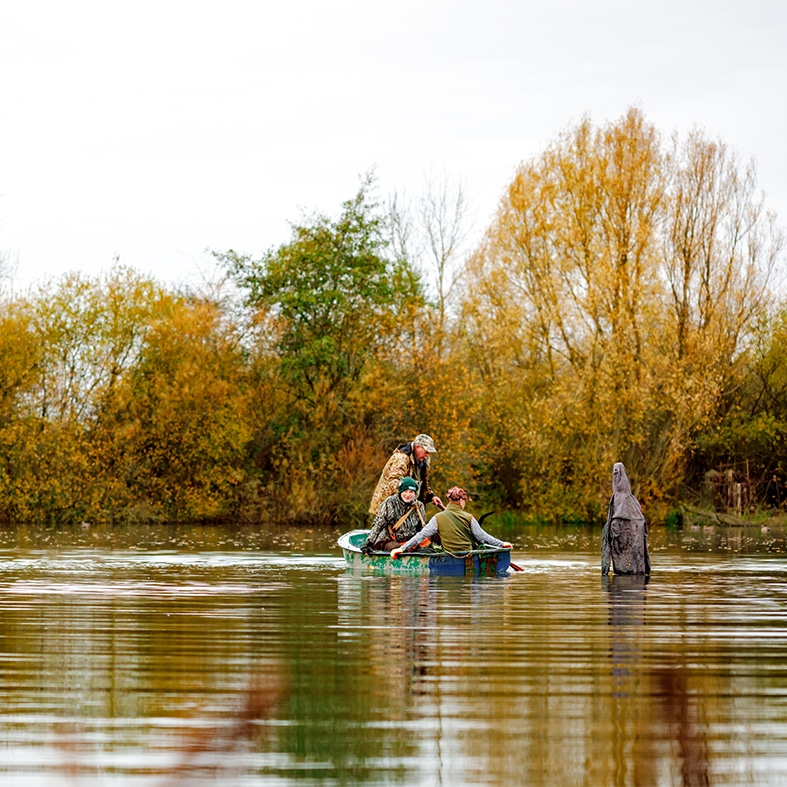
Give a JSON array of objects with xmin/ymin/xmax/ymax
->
[{"xmin": 601, "ymin": 462, "xmax": 650, "ymax": 575}]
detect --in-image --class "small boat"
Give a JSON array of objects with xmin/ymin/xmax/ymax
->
[{"xmin": 338, "ymin": 529, "xmax": 511, "ymax": 576}]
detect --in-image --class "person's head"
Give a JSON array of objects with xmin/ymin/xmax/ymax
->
[
  {"xmin": 398, "ymin": 476, "xmax": 419, "ymax": 504},
  {"xmin": 446, "ymin": 486, "xmax": 471, "ymax": 507},
  {"xmin": 412, "ymin": 434, "xmax": 437, "ymax": 462}
]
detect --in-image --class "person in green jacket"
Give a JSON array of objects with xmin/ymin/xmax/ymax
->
[{"xmin": 390, "ymin": 486, "xmax": 511, "ymax": 558}]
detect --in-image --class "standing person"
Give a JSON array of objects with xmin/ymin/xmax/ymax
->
[
  {"xmin": 390, "ymin": 487, "xmax": 511, "ymax": 558},
  {"xmin": 765, "ymin": 474, "xmax": 781, "ymax": 510},
  {"xmin": 369, "ymin": 434, "xmax": 443, "ymax": 515},
  {"xmin": 601, "ymin": 462, "xmax": 651, "ymax": 576},
  {"xmin": 361, "ymin": 477, "xmax": 427, "ymax": 553}
]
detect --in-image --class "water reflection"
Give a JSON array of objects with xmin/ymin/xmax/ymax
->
[
  {"xmin": 605, "ymin": 573, "xmax": 649, "ymax": 697},
  {"xmin": 0, "ymin": 546, "xmax": 315, "ymax": 785},
  {"xmin": 0, "ymin": 526, "xmax": 786, "ymax": 784},
  {"xmin": 604, "ymin": 574, "xmax": 656, "ymax": 786},
  {"xmin": 601, "ymin": 567, "xmax": 784, "ymax": 787},
  {"xmin": 652, "ymin": 661, "xmax": 712, "ymax": 787},
  {"xmin": 337, "ymin": 573, "xmax": 516, "ymax": 784}
]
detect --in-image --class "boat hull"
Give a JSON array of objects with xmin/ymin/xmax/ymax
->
[{"xmin": 338, "ymin": 529, "xmax": 511, "ymax": 576}]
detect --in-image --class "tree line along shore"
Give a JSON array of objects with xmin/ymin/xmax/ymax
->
[{"xmin": 0, "ymin": 108, "xmax": 784, "ymax": 528}]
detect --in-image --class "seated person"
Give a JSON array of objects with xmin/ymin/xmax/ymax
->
[
  {"xmin": 391, "ymin": 486, "xmax": 512, "ymax": 557},
  {"xmin": 362, "ymin": 477, "xmax": 427, "ymax": 553}
]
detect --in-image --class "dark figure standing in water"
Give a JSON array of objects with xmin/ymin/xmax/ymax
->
[
  {"xmin": 602, "ymin": 462, "xmax": 650, "ymax": 576},
  {"xmin": 765, "ymin": 474, "xmax": 781, "ymax": 510}
]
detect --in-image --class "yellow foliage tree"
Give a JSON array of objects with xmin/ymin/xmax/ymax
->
[
  {"xmin": 92, "ymin": 294, "xmax": 252, "ymax": 522},
  {"xmin": 0, "ymin": 269, "xmax": 169, "ymax": 522},
  {"xmin": 0, "ymin": 268, "xmax": 252, "ymax": 524},
  {"xmin": 461, "ymin": 108, "xmax": 782, "ymax": 521}
]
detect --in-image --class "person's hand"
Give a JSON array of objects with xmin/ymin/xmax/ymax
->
[
  {"xmin": 431, "ymin": 495, "xmax": 444, "ymax": 510},
  {"xmin": 390, "ymin": 547, "xmax": 404, "ymax": 559},
  {"xmin": 501, "ymin": 542, "xmax": 512, "ymax": 549}
]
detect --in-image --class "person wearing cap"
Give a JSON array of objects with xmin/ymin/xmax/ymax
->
[
  {"xmin": 391, "ymin": 486, "xmax": 512, "ymax": 558},
  {"xmin": 369, "ymin": 434, "xmax": 443, "ymax": 516},
  {"xmin": 361, "ymin": 477, "xmax": 428, "ymax": 553}
]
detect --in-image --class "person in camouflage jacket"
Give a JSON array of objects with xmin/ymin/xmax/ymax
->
[
  {"xmin": 362, "ymin": 477, "xmax": 427, "ymax": 553},
  {"xmin": 369, "ymin": 434, "xmax": 443, "ymax": 515}
]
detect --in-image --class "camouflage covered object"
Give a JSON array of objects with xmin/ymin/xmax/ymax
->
[{"xmin": 601, "ymin": 462, "xmax": 651, "ymax": 576}]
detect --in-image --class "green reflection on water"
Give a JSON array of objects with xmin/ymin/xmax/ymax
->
[{"xmin": 0, "ymin": 523, "xmax": 784, "ymax": 784}]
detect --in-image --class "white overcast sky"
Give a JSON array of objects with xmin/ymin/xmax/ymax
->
[{"xmin": 1, "ymin": 0, "xmax": 785, "ymax": 292}]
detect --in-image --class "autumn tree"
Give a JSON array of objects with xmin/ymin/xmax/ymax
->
[
  {"xmin": 691, "ymin": 307, "xmax": 787, "ymax": 501},
  {"xmin": 0, "ymin": 299, "xmax": 40, "ymax": 420},
  {"xmin": 461, "ymin": 108, "xmax": 782, "ymax": 521},
  {"xmin": 662, "ymin": 132, "xmax": 781, "ymax": 365},
  {"xmin": 382, "ymin": 173, "xmax": 491, "ymax": 494},
  {"xmin": 0, "ymin": 268, "xmax": 253, "ymax": 524},
  {"xmin": 216, "ymin": 176, "xmax": 426, "ymax": 524},
  {"xmin": 91, "ymin": 293, "xmax": 251, "ymax": 523},
  {"xmin": 0, "ymin": 269, "xmax": 175, "ymax": 521},
  {"xmin": 389, "ymin": 171, "xmax": 472, "ymax": 345},
  {"xmin": 0, "ymin": 298, "xmax": 43, "ymax": 523},
  {"xmin": 23, "ymin": 269, "xmax": 167, "ymax": 424}
]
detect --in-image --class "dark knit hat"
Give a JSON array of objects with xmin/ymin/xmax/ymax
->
[{"xmin": 398, "ymin": 477, "xmax": 419, "ymax": 494}]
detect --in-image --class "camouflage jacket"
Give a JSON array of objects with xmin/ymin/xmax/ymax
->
[
  {"xmin": 368, "ymin": 442, "xmax": 435, "ymax": 515},
  {"xmin": 365, "ymin": 493, "xmax": 428, "ymax": 549}
]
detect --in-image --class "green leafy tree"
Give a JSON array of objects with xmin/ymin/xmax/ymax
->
[
  {"xmin": 218, "ymin": 175, "xmax": 422, "ymax": 409},
  {"xmin": 216, "ymin": 176, "xmax": 426, "ymax": 524}
]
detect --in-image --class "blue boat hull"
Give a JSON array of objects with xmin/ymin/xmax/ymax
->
[{"xmin": 338, "ymin": 529, "xmax": 511, "ymax": 576}]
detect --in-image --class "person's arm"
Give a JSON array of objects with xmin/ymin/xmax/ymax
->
[
  {"xmin": 363, "ymin": 516, "xmax": 386, "ymax": 551},
  {"xmin": 391, "ymin": 516, "xmax": 439, "ymax": 558},
  {"xmin": 469, "ymin": 517, "xmax": 511, "ymax": 549},
  {"xmin": 420, "ymin": 470, "xmax": 443, "ymax": 510},
  {"xmin": 363, "ymin": 498, "xmax": 394, "ymax": 551}
]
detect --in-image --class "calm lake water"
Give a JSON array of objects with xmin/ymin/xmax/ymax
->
[{"xmin": 0, "ymin": 522, "xmax": 786, "ymax": 786}]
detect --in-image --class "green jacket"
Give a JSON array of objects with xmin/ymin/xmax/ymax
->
[
  {"xmin": 434, "ymin": 503, "xmax": 475, "ymax": 553},
  {"xmin": 397, "ymin": 502, "xmax": 508, "ymax": 554}
]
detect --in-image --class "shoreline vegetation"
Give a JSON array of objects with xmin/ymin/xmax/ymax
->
[
  {"xmin": 678, "ymin": 503, "xmax": 787, "ymax": 529},
  {"xmin": 0, "ymin": 108, "xmax": 785, "ymax": 529}
]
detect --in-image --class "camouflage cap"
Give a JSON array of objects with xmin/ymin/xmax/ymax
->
[{"xmin": 413, "ymin": 434, "xmax": 437, "ymax": 453}]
